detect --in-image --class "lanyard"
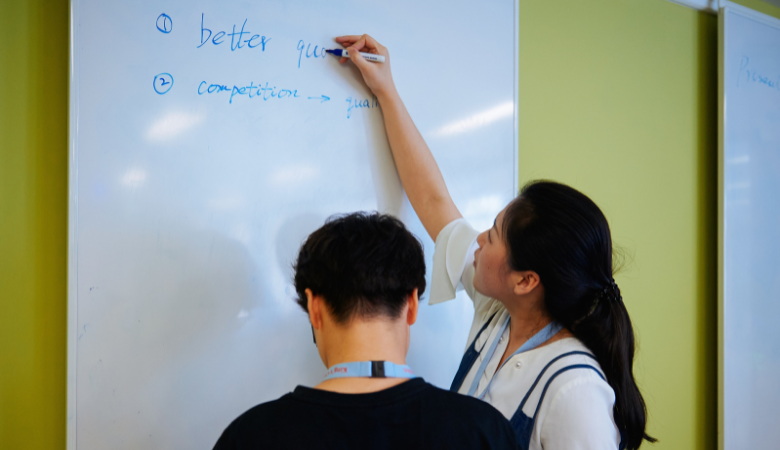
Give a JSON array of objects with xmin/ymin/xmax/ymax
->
[
  {"xmin": 323, "ymin": 361, "xmax": 416, "ymax": 380},
  {"xmin": 466, "ymin": 316, "xmax": 563, "ymax": 399}
]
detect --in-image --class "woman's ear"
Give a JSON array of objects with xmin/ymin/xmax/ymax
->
[
  {"xmin": 406, "ymin": 288, "xmax": 419, "ymax": 326},
  {"xmin": 512, "ymin": 271, "xmax": 541, "ymax": 296}
]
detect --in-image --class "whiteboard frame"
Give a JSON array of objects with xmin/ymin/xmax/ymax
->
[
  {"xmin": 717, "ymin": 6, "xmax": 724, "ymax": 450},
  {"xmin": 65, "ymin": 1, "xmax": 521, "ymax": 448},
  {"xmin": 66, "ymin": 0, "xmax": 80, "ymax": 448},
  {"xmin": 718, "ymin": 2, "xmax": 780, "ymax": 449},
  {"xmin": 514, "ymin": 0, "xmax": 520, "ymax": 196},
  {"xmin": 667, "ymin": 0, "xmax": 718, "ymax": 13}
]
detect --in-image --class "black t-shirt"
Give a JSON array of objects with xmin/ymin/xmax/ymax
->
[{"xmin": 213, "ymin": 378, "xmax": 519, "ymax": 450}]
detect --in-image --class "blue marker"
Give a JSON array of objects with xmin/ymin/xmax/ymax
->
[{"xmin": 325, "ymin": 49, "xmax": 385, "ymax": 63}]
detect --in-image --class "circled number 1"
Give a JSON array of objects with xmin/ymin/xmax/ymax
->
[{"xmin": 156, "ymin": 13, "xmax": 172, "ymax": 33}]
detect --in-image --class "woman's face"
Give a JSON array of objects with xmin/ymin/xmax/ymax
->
[{"xmin": 473, "ymin": 206, "xmax": 512, "ymax": 299}]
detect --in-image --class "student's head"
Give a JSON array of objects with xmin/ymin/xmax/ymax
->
[
  {"xmin": 293, "ymin": 212, "xmax": 426, "ymax": 361},
  {"xmin": 473, "ymin": 180, "xmax": 654, "ymax": 450}
]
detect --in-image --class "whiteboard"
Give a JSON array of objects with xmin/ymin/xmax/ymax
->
[
  {"xmin": 66, "ymin": 0, "xmax": 518, "ymax": 448},
  {"xmin": 719, "ymin": 3, "xmax": 780, "ymax": 449}
]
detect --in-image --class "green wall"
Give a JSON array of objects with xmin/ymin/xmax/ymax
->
[
  {"xmin": 2, "ymin": 0, "xmax": 779, "ymax": 448},
  {"xmin": 0, "ymin": 0, "xmax": 69, "ymax": 448},
  {"xmin": 518, "ymin": 1, "xmax": 718, "ymax": 448},
  {"xmin": 518, "ymin": 0, "xmax": 778, "ymax": 449}
]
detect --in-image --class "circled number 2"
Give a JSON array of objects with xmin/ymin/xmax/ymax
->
[
  {"xmin": 153, "ymin": 73, "xmax": 174, "ymax": 95},
  {"xmin": 156, "ymin": 13, "xmax": 172, "ymax": 33}
]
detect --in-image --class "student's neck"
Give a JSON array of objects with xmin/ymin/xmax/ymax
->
[{"xmin": 314, "ymin": 319, "xmax": 411, "ymax": 394}]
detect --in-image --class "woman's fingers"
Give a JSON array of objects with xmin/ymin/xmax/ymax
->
[
  {"xmin": 335, "ymin": 34, "xmax": 384, "ymax": 54},
  {"xmin": 349, "ymin": 35, "xmax": 368, "ymax": 52},
  {"xmin": 336, "ymin": 36, "xmax": 362, "ymax": 63},
  {"xmin": 348, "ymin": 45, "xmax": 370, "ymax": 70},
  {"xmin": 334, "ymin": 34, "xmax": 394, "ymax": 98},
  {"xmin": 362, "ymin": 34, "xmax": 383, "ymax": 53},
  {"xmin": 335, "ymin": 35, "xmax": 361, "ymax": 43}
]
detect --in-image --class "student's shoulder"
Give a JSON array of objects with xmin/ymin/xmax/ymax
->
[
  {"xmin": 421, "ymin": 384, "xmax": 512, "ymax": 426},
  {"xmin": 214, "ymin": 395, "xmax": 294, "ymax": 448},
  {"xmin": 234, "ymin": 393, "xmax": 298, "ymax": 423},
  {"xmin": 424, "ymin": 383, "xmax": 502, "ymax": 416},
  {"xmin": 421, "ymin": 383, "xmax": 519, "ymax": 449}
]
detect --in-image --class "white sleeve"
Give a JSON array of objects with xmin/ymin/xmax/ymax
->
[
  {"xmin": 429, "ymin": 218, "xmax": 481, "ymax": 305},
  {"xmin": 539, "ymin": 377, "xmax": 621, "ymax": 450}
]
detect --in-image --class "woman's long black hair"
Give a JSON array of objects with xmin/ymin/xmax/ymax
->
[{"xmin": 502, "ymin": 180, "xmax": 656, "ymax": 449}]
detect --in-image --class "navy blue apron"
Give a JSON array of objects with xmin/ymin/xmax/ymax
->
[
  {"xmin": 509, "ymin": 351, "xmax": 625, "ymax": 450},
  {"xmin": 449, "ymin": 312, "xmax": 497, "ymax": 392},
  {"xmin": 450, "ymin": 320, "xmax": 626, "ymax": 450}
]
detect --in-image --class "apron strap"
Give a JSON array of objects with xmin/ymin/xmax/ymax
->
[
  {"xmin": 509, "ymin": 361, "xmax": 604, "ymax": 450},
  {"xmin": 449, "ymin": 311, "xmax": 498, "ymax": 392},
  {"xmin": 516, "ymin": 351, "xmax": 598, "ymax": 411},
  {"xmin": 530, "ymin": 364, "xmax": 605, "ymax": 421}
]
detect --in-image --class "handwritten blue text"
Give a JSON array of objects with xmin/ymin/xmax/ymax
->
[
  {"xmin": 198, "ymin": 14, "xmax": 270, "ymax": 51},
  {"xmin": 346, "ymin": 96, "xmax": 379, "ymax": 119},
  {"xmin": 738, "ymin": 56, "xmax": 780, "ymax": 92},
  {"xmin": 198, "ymin": 80, "xmax": 306, "ymax": 104},
  {"xmin": 297, "ymin": 40, "xmax": 327, "ymax": 68}
]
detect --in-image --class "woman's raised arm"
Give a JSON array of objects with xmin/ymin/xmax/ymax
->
[{"xmin": 336, "ymin": 34, "xmax": 462, "ymax": 241}]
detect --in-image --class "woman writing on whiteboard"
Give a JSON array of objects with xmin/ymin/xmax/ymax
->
[{"xmin": 335, "ymin": 34, "xmax": 656, "ymax": 450}]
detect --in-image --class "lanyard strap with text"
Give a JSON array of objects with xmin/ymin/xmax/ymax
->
[
  {"xmin": 466, "ymin": 316, "xmax": 563, "ymax": 399},
  {"xmin": 324, "ymin": 361, "xmax": 416, "ymax": 381}
]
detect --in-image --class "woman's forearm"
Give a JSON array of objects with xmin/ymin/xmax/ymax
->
[
  {"xmin": 334, "ymin": 34, "xmax": 462, "ymax": 240},
  {"xmin": 377, "ymin": 90, "xmax": 462, "ymax": 241}
]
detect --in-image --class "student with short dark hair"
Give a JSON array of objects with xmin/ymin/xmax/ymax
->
[{"xmin": 213, "ymin": 212, "xmax": 519, "ymax": 450}]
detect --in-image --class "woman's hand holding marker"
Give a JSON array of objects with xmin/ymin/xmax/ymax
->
[{"xmin": 335, "ymin": 34, "xmax": 396, "ymax": 101}]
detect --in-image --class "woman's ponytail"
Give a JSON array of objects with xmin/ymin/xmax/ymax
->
[
  {"xmin": 570, "ymin": 282, "xmax": 656, "ymax": 449},
  {"xmin": 503, "ymin": 181, "xmax": 656, "ymax": 449}
]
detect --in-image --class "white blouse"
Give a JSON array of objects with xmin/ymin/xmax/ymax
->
[{"xmin": 430, "ymin": 219, "xmax": 621, "ymax": 450}]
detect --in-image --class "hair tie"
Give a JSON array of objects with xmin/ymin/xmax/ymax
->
[
  {"xmin": 599, "ymin": 280, "xmax": 621, "ymax": 303},
  {"xmin": 571, "ymin": 280, "xmax": 620, "ymax": 331}
]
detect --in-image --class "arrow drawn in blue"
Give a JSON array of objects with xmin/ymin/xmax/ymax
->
[{"xmin": 307, "ymin": 95, "xmax": 330, "ymax": 103}]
